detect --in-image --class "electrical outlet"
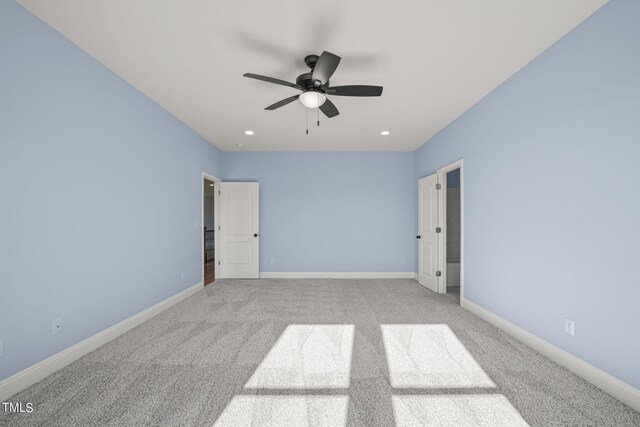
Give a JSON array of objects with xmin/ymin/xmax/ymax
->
[
  {"xmin": 52, "ymin": 318, "xmax": 62, "ymax": 335},
  {"xmin": 401, "ymin": 258, "xmax": 406, "ymax": 265},
  {"xmin": 0, "ymin": 338, "xmax": 3, "ymax": 358},
  {"xmin": 565, "ymin": 319, "xmax": 575, "ymax": 336},
  {"xmin": 270, "ymin": 258, "xmax": 275, "ymax": 265}
]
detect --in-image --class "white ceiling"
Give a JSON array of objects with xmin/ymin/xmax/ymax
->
[{"xmin": 19, "ymin": 0, "xmax": 607, "ymax": 151}]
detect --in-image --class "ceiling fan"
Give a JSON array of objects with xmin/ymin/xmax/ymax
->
[{"xmin": 243, "ymin": 51, "xmax": 383, "ymax": 119}]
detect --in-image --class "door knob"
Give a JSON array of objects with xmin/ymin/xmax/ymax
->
[
  {"xmin": 254, "ymin": 233, "xmax": 259, "ymax": 237},
  {"xmin": 416, "ymin": 235, "xmax": 421, "ymax": 239}
]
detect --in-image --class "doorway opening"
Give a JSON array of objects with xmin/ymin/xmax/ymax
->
[
  {"xmin": 436, "ymin": 159, "xmax": 463, "ymax": 305},
  {"xmin": 203, "ymin": 175, "xmax": 219, "ymax": 285},
  {"xmin": 444, "ymin": 168, "xmax": 461, "ymax": 302},
  {"xmin": 416, "ymin": 160, "xmax": 464, "ymax": 303}
]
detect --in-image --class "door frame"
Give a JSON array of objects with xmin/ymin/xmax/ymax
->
[
  {"xmin": 436, "ymin": 159, "xmax": 464, "ymax": 303},
  {"xmin": 202, "ymin": 172, "xmax": 221, "ymax": 284}
]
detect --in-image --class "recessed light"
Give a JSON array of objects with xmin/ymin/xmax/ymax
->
[
  {"xmin": 244, "ymin": 130, "xmax": 254, "ymax": 135},
  {"xmin": 380, "ymin": 130, "xmax": 390, "ymax": 136},
  {"xmin": 237, "ymin": 142, "xmax": 244, "ymax": 147}
]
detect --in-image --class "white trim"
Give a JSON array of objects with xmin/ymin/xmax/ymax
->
[
  {"xmin": 259, "ymin": 272, "xmax": 416, "ymax": 279},
  {"xmin": 0, "ymin": 282, "xmax": 203, "ymax": 401},
  {"xmin": 413, "ymin": 272, "xmax": 419, "ymax": 281},
  {"xmin": 462, "ymin": 298, "xmax": 640, "ymax": 412},
  {"xmin": 436, "ymin": 159, "xmax": 464, "ymax": 303},
  {"xmin": 202, "ymin": 172, "xmax": 221, "ymax": 284}
]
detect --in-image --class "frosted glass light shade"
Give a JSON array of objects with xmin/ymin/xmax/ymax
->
[{"xmin": 299, "ymin": 91, "xmax": 326, "ymax": 108}]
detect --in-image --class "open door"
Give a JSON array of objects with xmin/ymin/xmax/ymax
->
[
  {"xmin": 418, "ymin": 174, "xmax": 440, "ymax": 292},
  {"xmin": 219, "ymin": 182, "xmax": 260, "ymax": 279}
]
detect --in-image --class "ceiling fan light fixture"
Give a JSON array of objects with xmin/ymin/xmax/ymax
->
[
  {"xmin": 299, "ymin": 91, "xmax": 326, "ymax": 109},
  {"xmin": 243, "ymin": 51, "xmax": 382, "ymax": 120}
]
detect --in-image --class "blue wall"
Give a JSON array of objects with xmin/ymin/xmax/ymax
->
[
  {"xmin": 0, "ymin": 2, "xmax": 223, "ymax": 381},
  {"xmin": 414, "ymin": 0, "xmax": 640, "ymax": 389},
  {"xmin": 224, "ymin": 152, "xmax": 415, "ymax": 273},
  {"xmin": 3, "ymin": 0, "xmax": 640, "ymax": 396}
]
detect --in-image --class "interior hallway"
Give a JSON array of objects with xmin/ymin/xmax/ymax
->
[
  {"xmin": 4, "ymin": 279, "xmax": 639, "ymax": 426},
  {"xmin": 204, "ymin": 260, "xmax": 215, "ymax": 286}
]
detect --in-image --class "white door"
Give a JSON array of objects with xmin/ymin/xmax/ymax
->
[
  {"xmin": 219, "ymin": 182, "xmax": 259, "ymax": 279},
  {"xmin": 418, "ymin": 174, "xmax": 439, "ymax": 292}
]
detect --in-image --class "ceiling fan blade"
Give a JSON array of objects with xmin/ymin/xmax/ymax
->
[
  {"xmin": 319, "ymin": 98, "xmax": 339, "ymax": 118},
  {"xmin": 326, "ymin": 85, "xmax": 383, "ymax": 97},
  {"xmin": 243, "ymin": 73, "xmax": 302, "ymax": 90},
  {"xmin": 265, "ymin": 95, "xmax": 300, "ymax": 110},
  {"xmin": 312, "ymin": 51, "xmax": 341, "ymax": 84}
]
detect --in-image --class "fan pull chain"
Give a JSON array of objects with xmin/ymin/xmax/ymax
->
[
  {"xmin": 306, "ymin": 108, "xmax": 309, "ymax": 135},
  {"xmin": 317, "ymin": 106, "xmax": 320, "ymax": 127}
]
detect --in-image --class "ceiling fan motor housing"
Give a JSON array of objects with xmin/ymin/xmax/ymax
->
[{"xmin": 296, "ymin": 72, "xmax": 326, "ymax": 91}]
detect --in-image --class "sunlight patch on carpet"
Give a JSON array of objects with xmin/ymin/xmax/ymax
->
[
  {"xmin": 392, "ymin": 395, "xmax": 528, "ymax": 426},
  {"xmin": 245, "ymin": 324, "xmax": 354, "ymax": 389},
  {"xmin": 382, "ymin": 324, "xmax": 495, "ymax": 388}
]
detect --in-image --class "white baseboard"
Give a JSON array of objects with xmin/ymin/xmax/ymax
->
[
  {"xmin": 259, "ymin": 272, "xmax": 415, "ymax": 279},
  {"xmin": 462, "ymin": 298, "xmax": 640, "ymax": 412},
  {"xmin": 413, "ymin": 272, "xmax": 418, "ymax": 281},
  {"xmin": 0, "ymin": 282, "xmax": 204, "ymax": 402}
]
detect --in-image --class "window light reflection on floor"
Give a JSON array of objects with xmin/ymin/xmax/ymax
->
[
  {"xmin": 244, "ymin": 324, "xmax": 355, "ymax": 389},
  {"xmin": 214, "ymin": 323, "xmax": 528, "ymax": 426},
  {"xmin": 381, "ymin": 324, "xmax": 495, "ymax": 388},
  {"xmin": 392, "ymin": 395, "xmax": 529, "ymax": 426},
  {"xmin": 214, "ymin": 395, "xmax": 349, "ymax": 427}
]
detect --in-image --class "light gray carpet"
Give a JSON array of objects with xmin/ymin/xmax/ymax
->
[
  {"xmin": 2, "ymin": 279, "xmax": 639, "ymax": 426},
  {"xmin": 445, "ymin": 286, "xmax": 460, "ymax": 303}
]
